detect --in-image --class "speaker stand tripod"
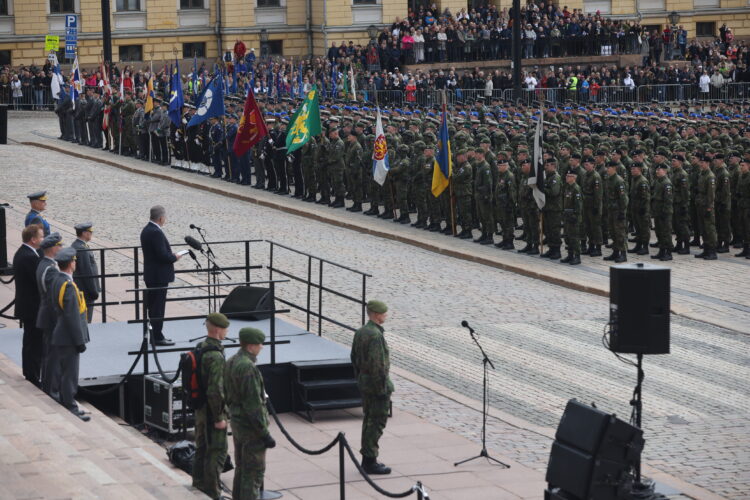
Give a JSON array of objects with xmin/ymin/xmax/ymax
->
[
  {"xmin": 454, "ymin": 323, "xmax": 510, "ymax": 469},
  {"xmin": 631, "ymin": 353, "xmax": 644, "ymax": 483}
]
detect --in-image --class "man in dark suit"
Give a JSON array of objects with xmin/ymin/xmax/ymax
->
[
  {"xmin": 12, "ymin": 224, "xmax": 44, "ymax": 386},
  {"xmin": 72, "ymin": 222, "xmax": 100, "ymax": 323},
  {"xmin": 140, "ymin": 206, "xmax": 182, "ymax": 346}
]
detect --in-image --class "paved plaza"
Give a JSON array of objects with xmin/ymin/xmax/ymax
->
[{"xmin": 2, "ymin": 114, "xmax": 749, "ymax": 499}]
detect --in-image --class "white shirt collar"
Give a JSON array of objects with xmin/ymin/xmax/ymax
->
[{"xmin": 149, "ymin": 220, "xmax": 164, "ymax": 232}]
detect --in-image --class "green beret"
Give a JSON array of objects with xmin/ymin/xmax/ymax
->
[
  {"xmin": 206, "ymin": 312, "xmax": 230, "ymax": 328},
  {"xmin": 239, "ymin": 327, "xmax": 265, "ymax": 344},
  {"xmin": 366, "ymin": 300, "xmax": 388, "ymax": 314}
]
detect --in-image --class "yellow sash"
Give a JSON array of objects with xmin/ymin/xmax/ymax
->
[{"xmin": 58, "ymin": 280, "xmax": 88, "ymax": 315}]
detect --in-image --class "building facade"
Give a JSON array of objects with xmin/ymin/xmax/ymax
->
[{"xmin": 0, "ymin": 0, "xmax": 748, "ymax": 66}]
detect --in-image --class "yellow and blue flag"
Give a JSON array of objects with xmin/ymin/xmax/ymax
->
[
  {"xmin": 144, "ymin": 74, "xmax": 155, "ymax": 113},
  {"xmin": 431, "ymin": 107, "xmax": 452, "ymax": 197}
]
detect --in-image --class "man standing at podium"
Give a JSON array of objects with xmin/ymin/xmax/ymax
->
[{"xmin": 140, "ymin": 206, "xmax": 182, "ymax": 346}]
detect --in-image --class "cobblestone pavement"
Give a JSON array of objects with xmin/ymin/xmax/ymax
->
[{"xmin": 4, "ymin": 118, "xmax": 750, "ymax": 498}]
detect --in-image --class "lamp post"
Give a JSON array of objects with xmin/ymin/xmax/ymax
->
[
  {"xmin": 668, "ymin": 11, "xmax": 680, "ymax": 27},
  {"xmin": 260, "ymin": 28, "xmax": 269, "ymax": 59},
  {"xmin": 367, "ymin": 24, "xmax": 378, "ymax": 44}
]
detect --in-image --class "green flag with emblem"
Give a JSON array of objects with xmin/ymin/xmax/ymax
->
[{"xmin": 285, "ymin": 86, "xmax": 322, "ymax": 154}]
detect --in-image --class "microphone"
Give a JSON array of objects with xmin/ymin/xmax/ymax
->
[
  {"xmin": 461, "ymin": 320, "xmax": 476, "ymax": 335},
  {"xmin": 189, "ymin": 223, "xmax": 203, "ymax": 231},
  {"xmin": 188, "ymin": 249, "xmax": 198, "ymax": 260},
  {"xmin": 184, "ymin": 235, "xmax": 203, "ymax": 252}
]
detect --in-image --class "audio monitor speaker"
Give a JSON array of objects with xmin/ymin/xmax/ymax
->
[
  {"xmin": 609, "ymin": 263, "xmax": 670, "ymax": 355},
  {"xmin": 220, "ymin": 286, "xmax": 274, "ymax": 321}
]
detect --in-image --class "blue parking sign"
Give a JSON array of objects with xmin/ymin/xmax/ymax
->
[{"xmin": 65, "ymin": 15, "xmax": 77, "ymax": 59}]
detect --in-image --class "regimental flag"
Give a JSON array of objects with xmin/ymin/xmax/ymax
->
[
  {"xmin": 349, "ymin": 64, "xmax": 356, "ymax": 101},
  {"xmin": 187, "ymin": 76, "xmax": 225, "ymax": 128},
  {"xmin": 50, "ymin": 53, "xmax": 63, "ymax": 99},
  {"xmin": 372, "ymin": 108, "xmax": 389, "ymax": 186},
  {"xmin": 285, "ymin": 86, "xmax": 321, "ymax": 154},
  {"xmin": 529, "ymin": 113, "xmax": 546, "ymax": 210},
  {"xmin": 100, "ymin": 59, "xmax": 111, "ymax": 96},
  {"xmin": 431, "ymin": 105, "xmax": 452, "ymax": 197},
  {"xmin": 144, "ymin": 74, "xmax": 155, "ymax": 113},
  {"xmin": 168, "ymin": 59, "xmax": 184, "ymax": 127},
  {"xmin": 233, "ymin": 86, "xmax": 268, "ymax": 156},
  {"xmin": 71, "ymin": 54, "xmax": 82, "ymax": 109}
]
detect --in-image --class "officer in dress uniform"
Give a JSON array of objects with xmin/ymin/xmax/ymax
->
[
  {"xmin": 35, "ymin": 233, "xmax": 62, "ymax": 395},
  {"xmin": 25, "ymin": 191, "xmax": 51, "ymax": 237},
  {"xmin": 72, "ymin": 223, "xmax": 100, "ymax": 323}
]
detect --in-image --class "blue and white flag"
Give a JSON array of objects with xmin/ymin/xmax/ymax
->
[
  {"xmin": 372, "ymin": 108, "xmax": 389, "ymax": 185},
  {"xmin": 168, "ymin": 59, "xmax": 184, "ymax": 127},
  {"xmin": 187, "ymin": 76, "xmax": 225, "ymax": 128},
  {"xmin": 50, "ymin": 53, "xmax": 63, "ymax": 99},
  {"xmin": 71, "ymin": 54, "xmax": 82, "ymax": 109}
]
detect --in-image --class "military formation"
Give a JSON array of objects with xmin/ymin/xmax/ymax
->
[{"xmin": 54, "ymin": 86, "xmax": 750, "ymax": 264}]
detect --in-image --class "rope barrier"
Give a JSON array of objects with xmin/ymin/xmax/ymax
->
[
  {"xmin": 0, "ymin": 299, "xmax": 16, "ymax": 320},
  {"xmin": 266, "ymin": 400, "xmax": 427, "ymax": 499},
  {"xmin": 0, "ymin": 275, "xmax": 15, "ymax": 285}
]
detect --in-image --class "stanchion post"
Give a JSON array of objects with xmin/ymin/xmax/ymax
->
[
  {"xmin": 245, "ymin": 240, "xmax": 251, "ymax": 284},
  {"xmin": 318, "ymin": 260, "xmax": 323, "ymax": 336},
  {"xmin": 100, "ymin": 248, "xmax": 107, "ymax": 322},
  {"xmin": 361, "ymin": 275, "xmax": 367, "ymax": 326},
  {"xmin": 142, "ymin": 295, "xmax": 149, "ymax": 375},
  {"xmin": 339, "ymin": 434, "xmax": 346, "ymax": 500},
  {"xmin": 306, "ymin": 255, "xmax": 312, "ymax": 331},
  {"xmin": 133, "ymin": 247, "xmax": 140, "ymax": 320},
  {"xmin": 270, "ymin": 280, "xmax": 276, "ymax": 365}
]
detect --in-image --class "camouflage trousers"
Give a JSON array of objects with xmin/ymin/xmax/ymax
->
[
  {"xmin": 583, "ymin": 201, "xmax": 602, "ymax": 245},
  {"xmin": 413, "ymin": 183, "xmax": 428, "ymax": 223},
  {"xmin": 741, "ymin": 207, "xmax": 750, "ymax": 242},
  {"xmin": 361, "ymin": 393, "xmax": 390, "ymax": 459},
  {"xmin": 192, "ymin": 409, "xmax": 228, "ymax": 500},
  {"xmin": 716, "ymin": 206, "xmax": 732, "ymax": 244},
  {"xmin": 632, "ymin": 211, "xmax": 651, "ymax": 245},
  {"xmin": 608, "ymin": 211, "xmax": 627, "ymax": 252},
  {"xmin": 564, "ymin": 214, "xmax": 581, "ymax": 254},
  {"xmin": 329, "ymin": 165, "xmax": 346, "ymax": 197},
  {"xmin": 521, "ymin": 205, "xmax": 540, "ymax": 246},
  {"xmin": 673, "ymin": 205, "xmax": 690, "ymax": 244},
  {"xmin": 349, "ymin": 166, "xmax": 363, "ymax": 203},
  {"xmin": 696, "ymin": 206, "xmax": 718, "ymax": 248},
  {"xmin": 231, "ymin": 423, "xmax": 267, "ymax": 500},
  {"xmin": 456, "ymin": 194, "xmax": 473, "ymax": 230},
  {"xmin": 542, "ymin": 210, "xmax": 562, "ymax": 247},
  {"xmin": 394, "ymin": 179, "xmax": 409, "ymax": 213},
  {"xmin": 495, "ymin": 203, "xmax": 514, "ymax": 241},
  {"xmin": 476, "ymin": 197, "xmax": 494, "ymax": 234},
  {"xmin": 654, "ymin": 213, "xmax": 673, "ymax": 249}
]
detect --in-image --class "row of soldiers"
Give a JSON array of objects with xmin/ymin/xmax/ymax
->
[{"xmin": 54, "ymin": 87, "xmax": 750, "ymax": 262}]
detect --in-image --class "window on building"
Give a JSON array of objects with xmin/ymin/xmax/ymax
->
[
  {"xmin": 0, "ymin": 0, "xmax": 8, "ymax": 16},
  {"xmin": 636, "ymin": 0, "xmax": 663, "ymax": 10},
  {"xmin": 119, "ymin": 44, "xmax": 142, "ymax": 62},
  {"xmin": 642, "ymin": 24, "xmax": 661, "ymax": 35},
  {"xmin": 694, "ymin": 0, "xmax": 719, "ymax": 7},
  {"xmin": 696, "ymin": 22, "xmax": 716, "ymax": 37},
  {"xmin": 257, "ymin": 0, "xmax": 280, "ymax": 7},
  {"xmin": 180, "ymin": 0, "xmax": 203, "ymax": 9},
  {"xmin": 0, "ymin": 50, "xmax": 11, "ymax": 66},
  {"xmin": 183, "ymin": 42, "xmax": 205, "ymax": 58},
  {"xmin": 353, "ymin": 0, "xmax": 377, "ymax": 5},
  {"xmin": 582, "ymin": 1, "xmax": 611, "ymax": 14},
  {"xmin": 267, "ymin": 40, "xmax": 283, "ymax": 56},
  {"xmin": 116, "ymin": 0, "xmax": 141, "ymax": 10},
  {"xmin": 49, "ymin": 0, "xmax": 75, "ymax": 13}
]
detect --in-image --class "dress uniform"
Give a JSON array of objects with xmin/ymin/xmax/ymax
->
[
  {"xmin": 48, "ymin": 247, "xmax": 90, "ymax": 421},
  {"xmin": 25, "ymin": 191, "xmax": 51, "ymax": 237},
  {"xmin": 13, "ymin": 226, "xmax": 43, "ymax": 385},
  {"xmin": 72, "ymin": 223, "xmax": 100, "ymax": 323},
  {"xmin": 35, "ymin": 233, "xmax": 63, "ymax": 394}
]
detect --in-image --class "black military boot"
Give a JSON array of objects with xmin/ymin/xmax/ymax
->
[
  {"xmin": 348, "ymin": 202, "xmax": 362, "ymax": 213},
  {"xmin": 527, "ymin": 245, "xmax": 540, "ymax": 255},
  {"xmin": 560, "ymin": 250, "xmax": 573, "ymax": 264},
  {"xmin": 494, "ymin": 238, "xmax": 508, "ymax": 249},
  {"xmin": 627, "ymin": 242, "xmax": 641, "ymax": 254},
  {"xmin": 702, "ymin": 246, "xmax": 718, "ymax": 260},
  {"xmin": 441, "ymin": 224, "xmax": 453, "ymax": 235},
  {"xmin": 651, "ymin": 248, "xmax": 665, "ymax": 259},
  {"xmin": 517, "ymin": 243, "xmax": 531, "ymax": 254},
  {"xmin": 540, "ymin": 247, "xmax": 552, "ymax": 258},
  {"xmin": 659, "ymin": 249, "xmax": 673, "ymax": 261},
  {"xmin": 569, "ymin": 253, "xmax": 581, "ymax": 265},
  {"xmin": 459, "ymin": 229, "xmax": 473, "ymax": 239},
  {"xmin": 736, "ymin": 244, "xmax": 749, "ymax": 257},
  {"xmin": 427, "ymin": 221, "xmax": 441, "ymax": 231},
  {"xmin": 315, "ymin": 195, "xmax": 329, "ymax": 205},
  {"xmin": 502, "ymin": 239, "xmax": 515, "ymax": 250},
  {"xmin": 331, "ymin": 196, "xmax": 345, "ymax": 208},
  {"xmin": 690, "ymin": 236, "xmax": 701, "ymax": 246},
  {"xmin": 589, "ymin": 244, "xmax": 602, "ymax": 257},
  {"xmin": 364, "ymin": 205, "xmax": 379, "ymax": 216},
  {"xmin": 603, "ymin": 249, "xmax": 618, "ymax": 261},
  {"xmin": 395, "ymin": 213, "xmax": 410, "ymax": 224},
  {"xmin": 480, "ymin": 233, "xmax": 494, "ymax": 245},
  {"xmin": 547, "ymin": 246, "xmax": 561, "ymax": 260},
  {"xmin": 716, "ymin": 241, "xmax": 730, "ymax": 254},
  {"xmin": 695, "ymin": 246, "xmax": 708, "ymax": 258},
  {"xmin": 379, "ymin": 210, "xmax": 394, "ymax": 220},
  {"xmin": 637, "ymin": 244, "xmax": 649, "ymax": 256},
  {"xmin": 362, "ymin": 456, "xmax": 391, "ymax": 475},
  {"xmin": 412, "ymin": 219, "xmax": 427, "ymax": 229},
  {"xmin": 649, "ymin": 241, "xmax": 659, "ymax": 248},
  {"xmin": 677, "ymin": 240, "xmax": 690, "ymax": 255},
  {"xmin": 614, "ymin": 250, "xmax": 627, "ymax": 263}
]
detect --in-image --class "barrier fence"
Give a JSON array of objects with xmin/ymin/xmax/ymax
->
[{"xmin": 4, "ymin": 81, "xmax": 750, "ymax": 110}]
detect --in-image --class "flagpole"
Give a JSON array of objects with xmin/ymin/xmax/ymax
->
[
  {"xmin": 444, "ymin": 92, "xmax": 456, "ymax": 236},
  {"xmin": 538, "ymin": 101, "xmax": 545, "ymax": 255}
]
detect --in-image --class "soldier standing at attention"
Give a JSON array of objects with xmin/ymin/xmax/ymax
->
[
  {"xmin": 192, "ymin": 313, "xmax": 230, "ymax": 500},
  {"xmin": 72, "ymin": 223, "xmax": 100, "ymax": 323},
  {"xmin": 652, "ymin": 164, "xmax": 674, "ymax": 261},
  {"xmin": 225, "ymin": 327, "xmax": 276, "ymax": 500},
  {"xmin": 351, "ymin": 300, "xmax": 393, "ymax": 475},
  {"xmin": 494, "ymin": 158, "xmax": 517, "ymax": 250},
  {"xmin": 581, "ymin": 157, "xmax": 603, "ymax": 257},
  {"xmin": 25, "ymin": 191, "xmax": 51, "ymax": 237},
  {"xmin": 671, "ymin": 154, "xmax": 691, "ymax": 255},
  {"xmin": 452, "ymin": 149, "xmax": 474, "ymax": 239},
  {"xmin": 473, "ymin": 148, "xmax": 495, "ymax": 245},
  {"xmin": 562, "ymin": 169, "xmax": 583, "ymax": 265},
  {"xmin": 390, "ymin": 144, "xmax": 411, "ymax": 223},
  {"xmin": 541, "ymin": 158, "xmax": 562, "ymax": 260},
  {"xmin": 48, "ymin": 247, "xmax": 90, "ymax": 421},
  {"xmin": 346, "ymin": 130, "xmax": 365, "ymax": 213},
  {"xmin": 736, "ymin": 159, "xmax": 750, "ymax": 259},
  {"xmin": 695, "ymin": 155, "xmax": 718, "ymax": 260},
  {"xmin": 628, "ymin": 162, "xmax": 651, "ymax": 256},
  {"xmin": 713, "ymin": 154, "xmax": 732, "ymax": 253},
  {"xmin": 604, "ymin": 161, "xmax": 628, "ymax": 263},
  {"xmin": 328, "ymin": 127, "xmax": 347, "ymax": 208},
  {"xmin": 517, "ymin": 159, "xmax": 540, "ymax": 255},
  {"xmin": 36, "ymin": 233, "xmax": 63, "ymax": 394}
]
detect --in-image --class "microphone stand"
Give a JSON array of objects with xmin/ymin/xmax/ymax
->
[
  {"xmin": 194, "ymin": 227, "xmax": 231, "ymax": 313},
  {"xmin": 454, "ymin": 321, "xmax": 510, "ymax": 469}
]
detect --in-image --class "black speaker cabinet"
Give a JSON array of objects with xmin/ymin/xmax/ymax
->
[
  {"xmin": 609, "ymin": 263, "xmax": 670, "ymax": 355},
  {"xmin": 220, "ymin": 286, "xmax": 274, "ymax": 321}
]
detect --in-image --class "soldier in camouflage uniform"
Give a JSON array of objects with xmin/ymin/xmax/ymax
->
[
  {"xmin": 671, "ymin": 154, "xmax": 691, "ymax": 255},
  {"xmin": 541, "ymin": 158, "xmax": 562, "ymax": 260},
  {"xmin": 695, "ymin": 156, "xmax": 718, "ymax": 260},
  {"xmin": 473, "ymin": 147, "xmax": 495, "ymax": 245},
  {"xmin": 562, "ymin": 169, "xmax": 583, "ymax": 265},
  {"xmin": 628, "ymin": 162, "xmax": 651, "ymax": 256},
  {"xmin": 225, "ymin": 327, "xmax": 276, "ymax": 500},
  {"xmin": 581, "ymin": 156, "xmax": 603, "ymax": 256},
  {"xmin": 192, "ymin": 313, "xmax": 230, "ymax": 500},
  {"xmin": 300, "ymin": 138, "xmax": 317, "ymax": 202},
  {"xmin": 390, "ymin": 144, "xmax": 412, "ymax": 223},
  {"xmin": 452, "ymin": 149, "xmax": 474, "ymax": 239},
  {"xmin": 713, "ymin": 154, "xmax": 732, "ymax": 253},
  {"xmin": 409, "ymin": 141, "xmax": 429, "ymax": 229},
  {"xmin": 494, "ymin": 158, "xmax": 516, "ymax": 250},
  {"xmin": 652, "ymin": 164, "xmax": 674, "ymax": 261},
  {"xmin": 736, "ymin": 159, "xmax": 750, "ymax": 258},
  {"xmin": 345, "ymin": 131, "xmax": 364, "ymax": 212},
  {"xmin": 315, "ymin": 133, "xmax": 331, "ymax": 205},
  {"xmin": 517, "ymin": 159, "xmax": 540, "ymax": 255},
  {"xmin": 327, "ymin": 128, "xmax": 346, "ymax": 208},
  {"xmin": 604, "ymin": 161, "xmax": 628, "ymax": 263},
  {"xmin": 351, "ymin": 300, "xmax": 393, "ymax": 475}
]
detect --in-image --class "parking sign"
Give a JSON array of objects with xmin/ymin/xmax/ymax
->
[{"xmin": 65, "ymin": 15, "xmax": 78, "ymax": 60}]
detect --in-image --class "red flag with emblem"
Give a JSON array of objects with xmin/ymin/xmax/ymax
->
[{"xmin": 233, "ymin": 86, "xmax": 268, "ymax": 157}]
